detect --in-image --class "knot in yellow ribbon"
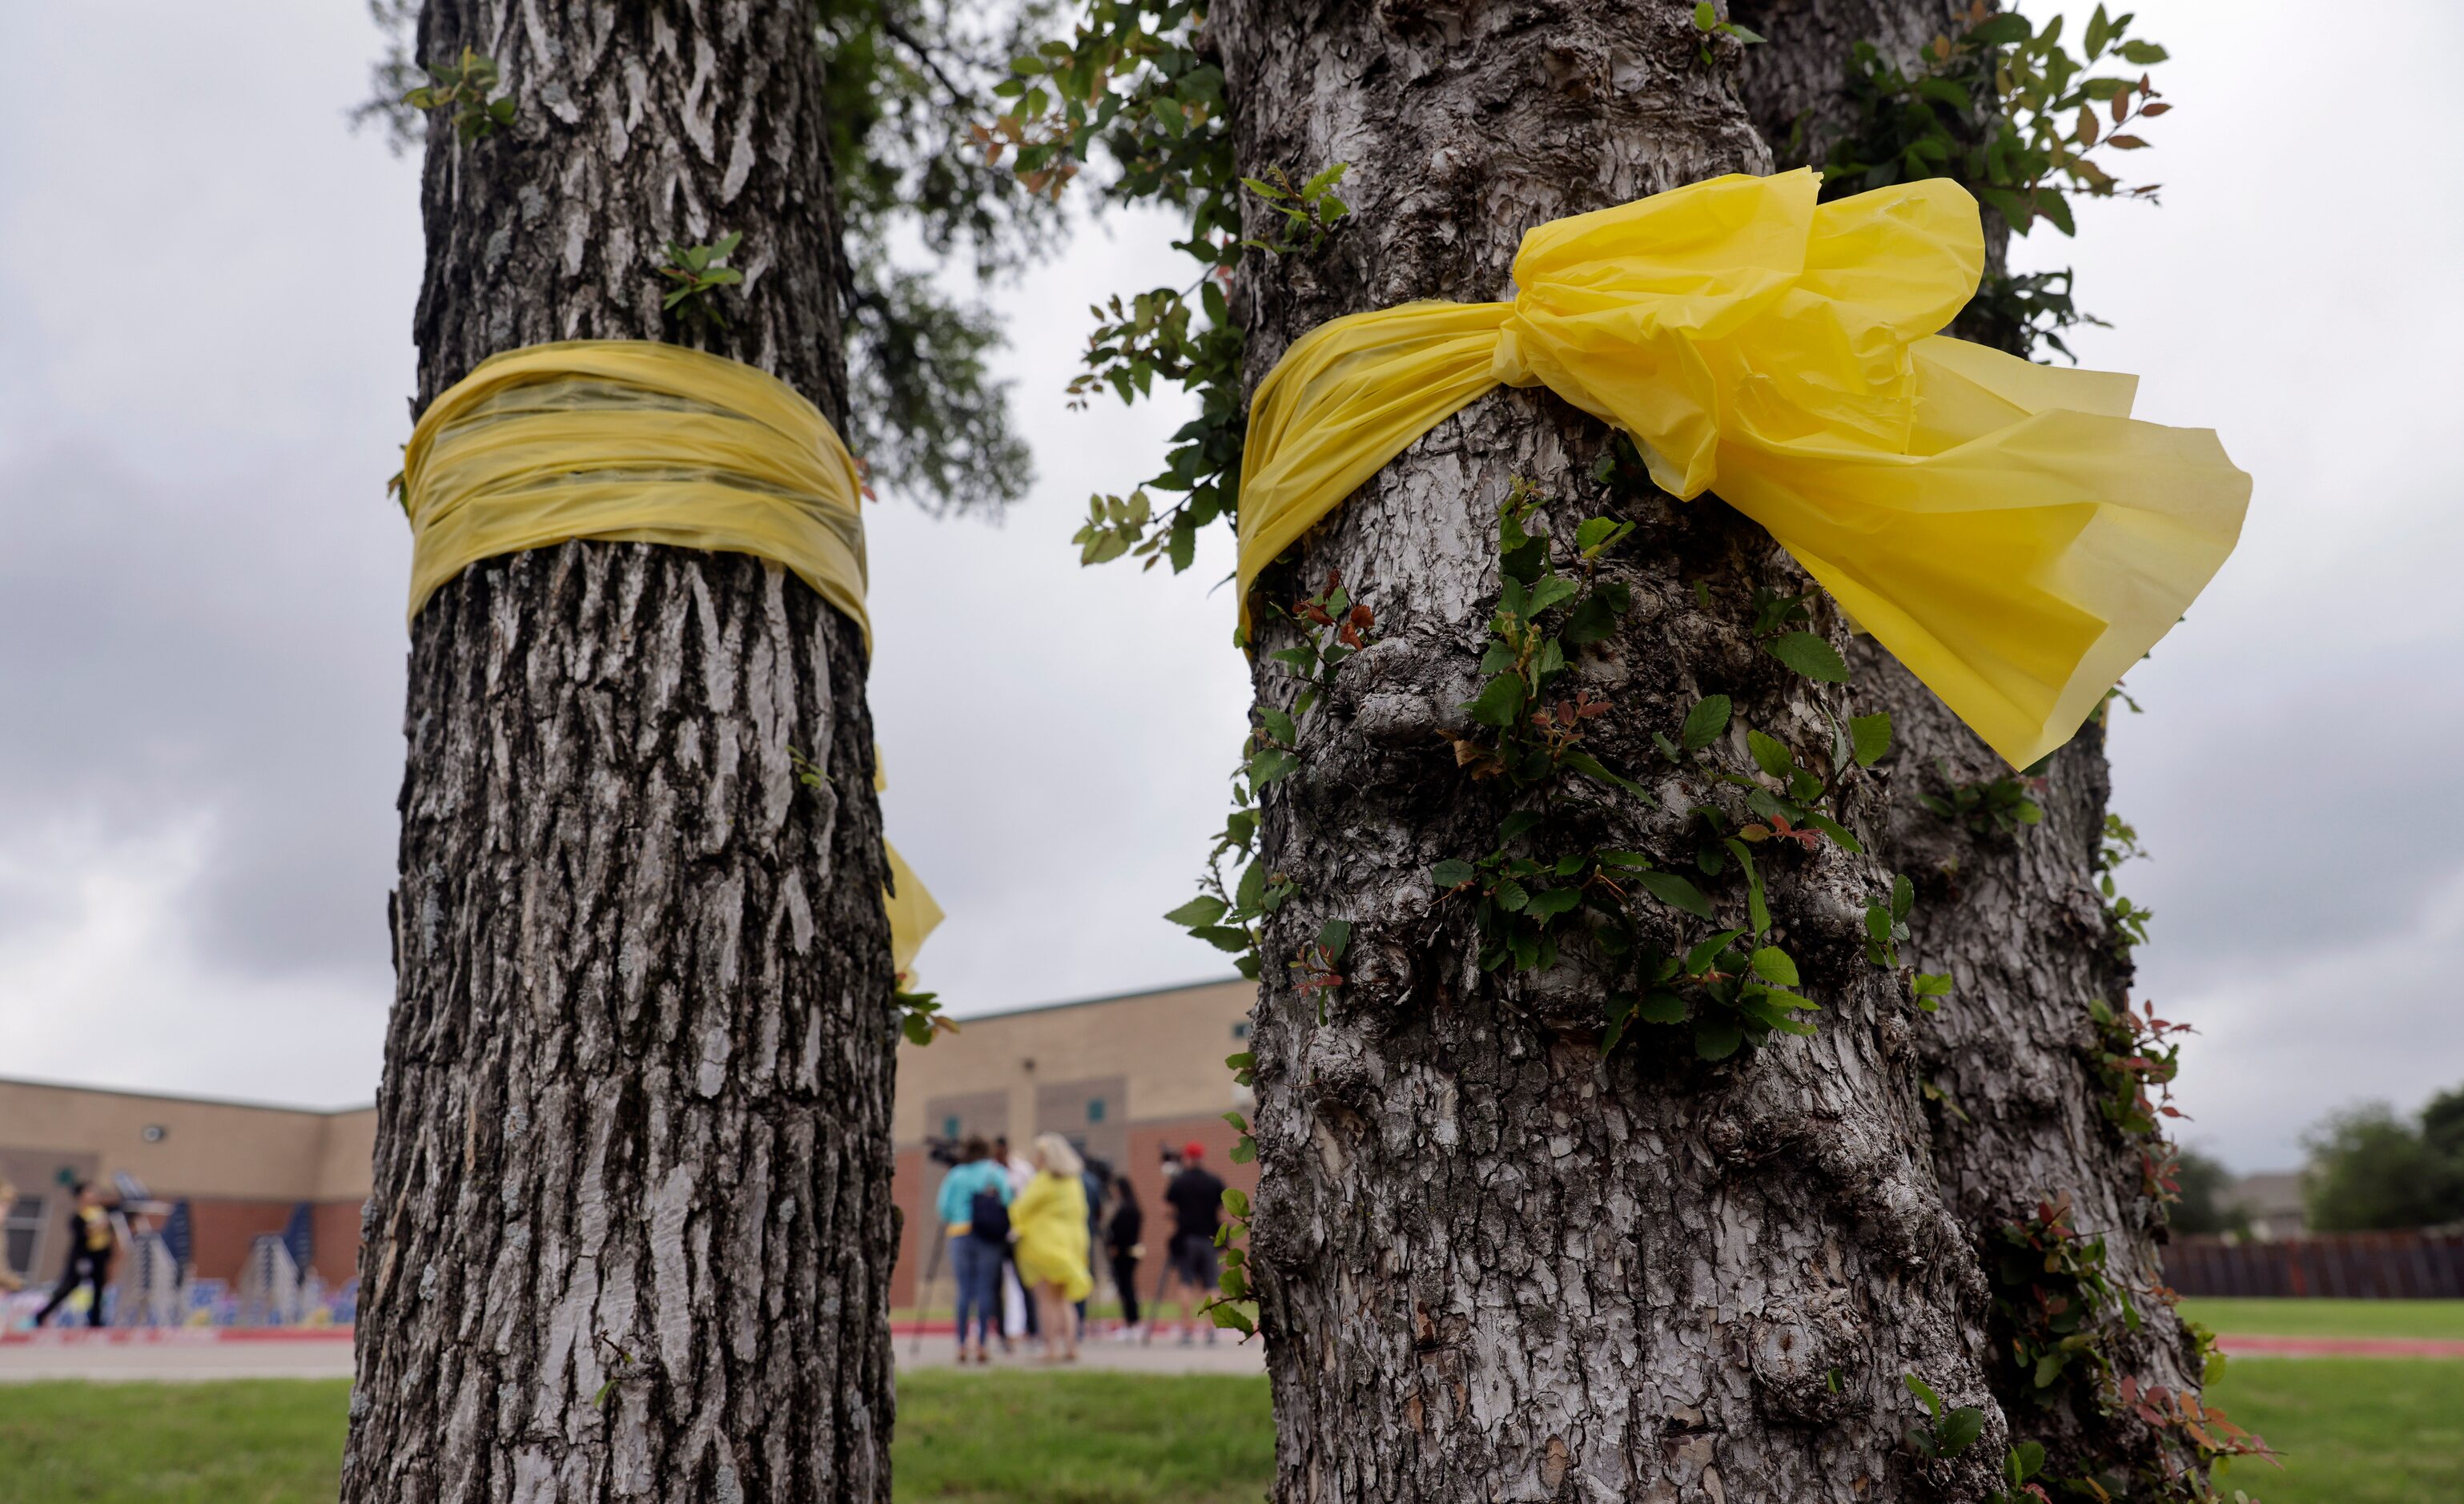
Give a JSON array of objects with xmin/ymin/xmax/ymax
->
[
  {"xmin": 1238, "ymin": 168, "xmax": 2249, "ymax": 768},
  {"xmin": 400, "ymin": 339, "xmax": 940, "ymax": 976}
]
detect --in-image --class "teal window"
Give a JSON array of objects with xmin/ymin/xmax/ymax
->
[
  {"xmin": 943, "ymin": 1115, "xmax": 960, "ymax": 1139},
  {"xmin": 1087, "ymin": 1099, "xmax": 1107, "ymax": 1124}
]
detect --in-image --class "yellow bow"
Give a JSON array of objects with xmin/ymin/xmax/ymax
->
[
  {"xmin": 1237, "ymin": 168, "xmax": 2249, "ymax": 768},
  {"xmin": 403, "ymin": 340, "xmax": 940, "ymax": 975}
]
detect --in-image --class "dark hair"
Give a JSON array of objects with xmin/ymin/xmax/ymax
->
[
  {"xmin": 1112, "ymin": 1172, "xmax": 1139, "ymax": 1206},
  {"xmin": 960, "ymin": 1136, "xmax": 991, "ymax": 1164},
  {"xmin": 71, "ymin": 1180, "xmax": 92, "ymax": 1197}
]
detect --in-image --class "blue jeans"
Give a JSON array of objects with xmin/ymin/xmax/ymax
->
[{"xmin": 951, "ymin": 1233, "xmax": 1002, "ymax": 1347}]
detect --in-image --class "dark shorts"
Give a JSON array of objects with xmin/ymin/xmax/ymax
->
[{"xmin": 1171, "ymin": 1232, "xmax": 1220, "ymax": 1289}]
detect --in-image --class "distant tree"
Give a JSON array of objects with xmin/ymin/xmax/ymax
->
[
  {"xmin": 2168, "ymin": 1149, "xmax": 2248, "ymax": 1236},
  {"xmin": 2425, "ymin": 1084, "xmax": 2464, "ymax": 1163},
  {"xmin": 2303, "ymin": 1101, "xmax": 2462, "ymax": 1232}
]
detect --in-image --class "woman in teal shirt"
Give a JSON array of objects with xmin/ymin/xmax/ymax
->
[{"xmin": 935, "ymin": 1139, "xmax": 1011, "ymax": 1363}]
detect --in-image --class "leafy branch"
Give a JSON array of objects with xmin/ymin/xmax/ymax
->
[
  {"xmin": 658, "ymin": 233, "xmax": 746, "ymax": 325},
  {"xmin": 1239, "ymin": 163, "xmax": 1349, "ymax": 255},
  {"xmin": 402, "ymin": 46, "xmax": 517, "ymax": 142}
]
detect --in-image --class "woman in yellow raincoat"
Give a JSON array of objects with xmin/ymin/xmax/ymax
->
[{"xmin": 1010, "ymin": 1132, "xmax": 1093, "ymax": 1361}]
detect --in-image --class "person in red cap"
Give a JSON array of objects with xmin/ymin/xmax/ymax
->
[{"xmin": 1155, "ymin": 1140, "xmax": 1227, "ymax": 1345}]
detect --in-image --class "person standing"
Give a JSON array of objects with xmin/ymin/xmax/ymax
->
[
  {"xmin": 1104, "ymin": 1172, "xmax": 1144, "ymax": 1339},
  {"xmin": 1008, "ymin": 1134, "xmax": 1092, "ymax": 1363},
  {"xmin": 0, "ymin": 1177, "xmax": 22, "ymax": 1293},
  {"xmin": 1155, "ymin": 1141, "xmax": 1226, "ymax": 1345},
  {"xmin": 991, "ymin": 1135, "xmax": 1036, "ymax": 1341},
  {"xmin": 933, "ymin": 1138, "xmax": 1011, "ymax": 1365},
  {"xmin": 34, "ymin": 1182, "xmax": 115, "ymax": 1328}
]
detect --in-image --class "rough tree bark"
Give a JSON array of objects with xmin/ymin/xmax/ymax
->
[
  {"xmin": 1215, "ymin": 3, "xmax": 2008, "ymax": 1498},
  {"xmin": 341, "ymin": 5, "xmax": 900, "ymax": 1502},
  {"xmin": 1734, "ymin": 1, "xmax": 2209, "ymax": 1482}
]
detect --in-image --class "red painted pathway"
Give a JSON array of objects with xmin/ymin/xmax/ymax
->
[{"xmin": 2213, "ymin": 1333, "xmax": 2464, "ymax": 1358}]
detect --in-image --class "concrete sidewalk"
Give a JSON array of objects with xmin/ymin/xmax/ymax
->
[
  {"xmin": 0, "ymin": 1331, "xmax": 357, "ymax": 1383},
  {"xmin": 893, "ymin": 1330, "xmax": 1263, "ymax": 1375},
  {"xmin": 0, "ymin": 1326, "xmax": 1260, "ymax": 1383}
]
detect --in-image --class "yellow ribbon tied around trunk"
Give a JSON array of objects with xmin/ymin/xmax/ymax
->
[
  {"xmin": 1238, "ymin": 168, "xmax": 2249, "ymax": 769},
  {"xmin": 402, "ymin": 338, "xmax": 942, "ymax": 976}
]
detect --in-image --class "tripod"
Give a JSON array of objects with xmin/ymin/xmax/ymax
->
[{"xmin": 909, "ymin": 1215, "xmax": 949, "ymax": 1357}]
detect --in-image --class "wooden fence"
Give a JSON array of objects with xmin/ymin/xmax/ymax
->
[{"xmin": 2165, "ymin": 1232, "xmax": 2464, "ymax": 1298}]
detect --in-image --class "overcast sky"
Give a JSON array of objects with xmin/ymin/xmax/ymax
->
[{"xmin": 0, "ymin": 1, "xmax": 2456, "ymax": 1172}]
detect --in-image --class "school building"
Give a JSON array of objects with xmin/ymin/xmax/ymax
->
[{"xmin": 0, "ymin": 976, "xmax": 1257, "ymax": 1313}]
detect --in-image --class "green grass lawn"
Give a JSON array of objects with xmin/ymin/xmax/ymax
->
[
  {"xmin": 0, "ymin": 1359, "xmax": 2453, "ymax": 1502},
  {"xmin": 2180, "ymin": 1297, "xmax": 2464, "ymax": 1341},
  {"xmin": 0, "ymin": 1379, "xmax": 353, "ymax": 1503},
  {"xmin": 0, "ymin": 1372, "xmax": 1272, "ymax": 1504},
  {"xmin": 2205, "ymin": 1357, "xmax": 2464, "ymax": 1504}
]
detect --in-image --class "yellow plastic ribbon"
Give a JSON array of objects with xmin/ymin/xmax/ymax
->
[
  {"xmin": 403, "ymin": 340, "xmax": 870, "ymax": 644},
  {"xmin": 1238, "ymin": 168, "xmax": 2249, "ymax": 769},
  {"xmin": 402, "ymin": 339, "xmax": 941, "ymax": 975}
]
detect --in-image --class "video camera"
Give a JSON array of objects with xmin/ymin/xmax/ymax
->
[{"xmin": 923, "ymin": 1135, "xmax": 965, "ymax": 1168}]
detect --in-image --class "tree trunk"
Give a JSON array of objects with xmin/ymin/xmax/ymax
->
[
  {"xmin": 341, "ymin": 6, "xmax": 898, "ymax": 1502},
  {"xmin": 1215, "ymin": 4, "xmax": 2006, "ymax": 1498},
  {"xmin": 1733, "ymin": 3, "xmax": 2210, "ymax": 1486}
]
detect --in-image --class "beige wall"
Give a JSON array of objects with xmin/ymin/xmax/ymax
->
[
  {"xmin": 0, "ymin": 1078, "xmax": 365, "ymax": 1201},
  {"xmin": 314, "ymin": 1108, "xmax": 380, "ymax": 1200},
  {"xmin": 889, "ymin": 978, "xmax": 1256, "ymax": 1147}
]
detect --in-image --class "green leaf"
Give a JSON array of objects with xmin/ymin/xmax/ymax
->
[
  {"xmin": 1750, "ymin": 947, "xmax": 1800, "ymax": 987},
  {"xmin": 1211, "ymin": 1302, "xmax": 1256, "ymax": 1336},
  {"xmin": 1235, "ymin": 861, "xmax": 1264, "ymax": 914},
  {"xmin": 1248, "ymin": 749, "xmax": 1300, "ymax": 787},
  {"xmin": 1316, "ymin": 919, "xmax": 1352, "ymax": 959},
  {"xmin": 1850, "ymin": 712, "xmax": 1893, "ymax": 767},
  {"xmin": 1597, "ymin": 851, "xmax": 1654, "ymax": 870},
  {"xmin": 1164, "ymin": 895, "xmax": 1228, "ymax": 928},
  {"xmin": 1891, "ymin": 873, "xmax": 1915, "ymax": 921},
  {"xmin": 1493, "ymin": 879, "xmax": 1530, "ymax": 912},
  {"xmin": 2009, "ymin": 1439, "xmax": 2046, "ymax": 1483},
  {"xmin": 2116, "ymin": 38, "xmax": 2168, "ymax": 63},
  {"xmin": 1637, "ymin": 990, "xmax": 1687, "ymax": 1024},
  {"xmin": 1939, "ymin": 1406, "xmax": 1985, "ymax": 1458},
  {"xmin": 1562, "ymin": 592, "xmax": 1622, "ymax": 645},
  {"xmin": 1635, "ymin": 871, "xmax": 1714, "ymax": 919},
  {"xmin": 1574, "ymin": 517, "xmax": 1621, "ymax": 553},
  {"xmin": 1679, "ymin": 695, "xmax": 1731, "ymax": 751},
  {"xmin": 1525, "ymin": 886, "xmax": 1582, "ymax": 919},
  {"xmin": 1685, "ymin": 930, "xmax": 1747, "ymax": 974},
  {"xmin": 1229, "ymin": 1136, "xmax": 1256, "ymax": 1164},
  {"xmin": 1903, "ymin": 1372, "xmax": 1943, "ymax": 1418},
  {"xmin": 1801, "ymin": 810, "xmax": 1863, "ymax": 855},
  {"xmin": 1562, "ymin": 750, "xmax": 1651, "ymax": 801},
  {"xmin": 1465, "ymin": 674, "xmax": 1527, "ymax": 730},
  {"xmin": 1767, "ymin": 631, "xmax": 1851, "ymax": 682},
  {"xmin": 1968, "ymin": 12, "xmax": 2032, "ymax": 46},
  {"xmin": 1192, "ymin": 925, "xmax": 1251, "ymax": 953},
  {"xmin": 1300, "ymin": 161, "xmax": 1350, "ymax": 199},
  {"xmin": 1257, "ymin": 707, "xmax": 1296, "ymax": 746},
  {"xmin": 1528, "ymin": 576, "xmax": 1579, "ymax": 613},
  {"xmin": 1692, "ymin": 0, "xmax": 1718, "ymax": 28},
  {"xmin": 1431, "ymin": 859, "xmax": 1476, "ymax": 890},
  {"xmin": 1746, "ymin": 729, "xmax": 1795, "ymax": 781},
  {"xmin": 1222, "ymin": 1187, "xmax": 1251, "ymax": 1217},
  {"xmin": 1913, "ymin": 971, "xmax": 1954, "ymax": 999},
  {"xmin": 1693, "ymin": 1018, "xmax": 1744, "ymax": 1060}
]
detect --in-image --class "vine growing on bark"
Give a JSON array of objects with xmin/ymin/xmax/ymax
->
[{"xmin": 1811, "ymin": 0, "xmax": 2178, "ymax": 359}]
